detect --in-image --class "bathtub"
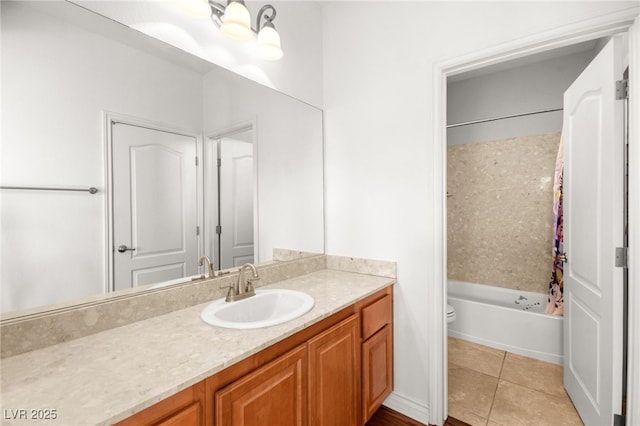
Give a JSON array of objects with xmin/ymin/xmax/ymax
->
[{"xmin": 447, "ymin": 280, "xmax": 563, "ymax": 365}]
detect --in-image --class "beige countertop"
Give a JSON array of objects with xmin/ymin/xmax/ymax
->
[{"xmin": 0, "ymin": 269, "xmax": 394, "ymax": 426}]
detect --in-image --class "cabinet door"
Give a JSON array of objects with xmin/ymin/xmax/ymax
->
[
  {"xmin": 215, "ymin": 345, "xmax": 307, "ymax": 426},
  {"xmin": 362, "ymin": 324, "xmax": 393, "ymax": 423},
  {"xmin": 308, "ymin": 314, "xmax": 360, "ymax": 426},
  {"xmin": 115, "ymin": 381, "xmax": 204, "ymax": 426},
  {"xmin": 155, "ymin": 403, "xmax": 201, "ymax": 426}
]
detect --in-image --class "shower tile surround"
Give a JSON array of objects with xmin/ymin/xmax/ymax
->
[
  {"xmin": 447, "ymin": 132, "xmax": 561, "ymax": 294},
  {"xmin": 0, "ymin": 253, "xmax": 396, "ymax": 358}
]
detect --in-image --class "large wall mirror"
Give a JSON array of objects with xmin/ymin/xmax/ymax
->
[{"xmin": 0, "ymin": 1, "xmax": 324, "ymax": 316}]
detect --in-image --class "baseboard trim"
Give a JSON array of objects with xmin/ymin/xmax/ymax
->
[{"xmin": 382, "ymin": 391, "xmax": 430, "ymax": 424}]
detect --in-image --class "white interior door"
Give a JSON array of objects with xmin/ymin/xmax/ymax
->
[
  {"xmin": 218, "ymin": 138, "xmax": 254, "ymax": 269},
  {"xmin": 112, "ymin": 123, "xmax": 198, "ymax": 290},
  {"xmin": 563, "ymin": 36, "xmax": 625, "ymax": 425}
]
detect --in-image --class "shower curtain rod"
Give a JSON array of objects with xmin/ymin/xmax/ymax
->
[{"xmin": 447, "ymin": 107, "xmax": 563, "ymax": 129}]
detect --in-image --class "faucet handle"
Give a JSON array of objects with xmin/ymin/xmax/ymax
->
[{"xmin": 220, "ymin": 284, "xmax": 236, "ymax": 302}]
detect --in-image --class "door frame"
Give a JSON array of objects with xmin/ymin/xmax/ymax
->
[
  {"xmin": 104, "ymin": 111, "xmax": 204, "ymax": 293},
  {"xmin": 430, "ymin": 11, "xmax": 640, "ymax": 426}
]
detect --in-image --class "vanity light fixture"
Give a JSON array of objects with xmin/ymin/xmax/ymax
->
[{"xmin": 207, "ymin": 0, "xmax": 284, "ymax": 61}]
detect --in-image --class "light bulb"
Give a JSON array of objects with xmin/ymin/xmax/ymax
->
[
  {"xmin": 257, "ymin": 23, "xmax": 283, "ymax": 61},
  {"xmin": 221, "ymin": 1, "xmax": 253, "ymax": 41}
]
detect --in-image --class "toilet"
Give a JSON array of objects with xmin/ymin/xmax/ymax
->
[{"xmin": 447, "ymin": 304, "xmax": 456, "ymax": 323}]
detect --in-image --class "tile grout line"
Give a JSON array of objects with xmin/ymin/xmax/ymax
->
[
  {"xmin": 497, "ymin": 376, "xmax": 569, "ymax": 399},
  {"xmin": 498, "ymin": 351, "xmax": 507, "ymax": 378},
  {"xmin": 486, "ymin": 351, "xmax": 507, "ymax": 425},
  {"xmin": 498, "ymin": 353, "xmax": 571, "ymax": 400},
  {"xmin": 449, "ymin": 361, "xmax": 503, "ymax": 382},
  {"xmin": 447, "ymin": 361, "xmax": 496, "ymax": 425}
]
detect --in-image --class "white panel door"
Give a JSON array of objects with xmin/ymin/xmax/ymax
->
[
  {"xmin": 219, "ymin": 139, "xmax": 254, "ymax": 269},
  {"xmin": 112, "ymin": 123, "xmax": 198, "ymax": 290},
  {"xmin": 563, "ymin": 36, "xmax": 625, "ymax": 425}
]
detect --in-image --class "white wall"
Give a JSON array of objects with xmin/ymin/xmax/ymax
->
[
  {"xmin": 321, "ymin": 1, "xmax": 639, "ymax": 423},
  {"xmin": 447, "ymin": 49, "xmax": 598, "ymax": 145},
  {"xmin": 1, "ymin": 2, "xmax": 204, "ymax": 312}
]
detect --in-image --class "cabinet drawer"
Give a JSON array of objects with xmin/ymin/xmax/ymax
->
[{"xmin": 361, "ymin": 294, "xmax": 392, "ymax": 340}]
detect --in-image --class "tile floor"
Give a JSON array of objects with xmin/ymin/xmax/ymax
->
[{"xmin": 448, "ymin": 337, "xmax": 584, "ymax": 426}]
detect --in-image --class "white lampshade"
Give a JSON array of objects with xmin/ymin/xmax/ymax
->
[
  {"xmin": 221, "ymin": 1, "xmax": 253, "ymax": 41},
  {"xmin": 175, "ymin": 0, "xmax": 211, "ymax": 19},
  {"xmin": 257, "ymin": 23, "xmax": 283, "ymax": 61}
]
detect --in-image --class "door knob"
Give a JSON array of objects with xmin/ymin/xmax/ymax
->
[{"xmin": 117, "ymin": 245, "xmax": 136, "ymax": 253}]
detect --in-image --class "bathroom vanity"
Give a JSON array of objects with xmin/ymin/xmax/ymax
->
[
  {"xmin": 117, "ymin": 284, "xmax": 392, "ymax": 426},
  {"xmin": 0, "ymin": 256, "xmax": 395, "ymax": 426}
]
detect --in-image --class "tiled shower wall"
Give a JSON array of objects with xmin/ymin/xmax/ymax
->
[{"xmin": 447, "ymin": 132, "xmax": 561, "ymax": 294}]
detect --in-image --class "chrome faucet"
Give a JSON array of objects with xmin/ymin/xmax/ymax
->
[
  {"xmin": 224, "ymin": 263, "xmax": 259, "ymax": 302},
  {"xmin": 198, "ymin": 256, "xmax": 216, "ymax": 279}
]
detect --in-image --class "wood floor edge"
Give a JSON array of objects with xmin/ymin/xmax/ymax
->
[
  {"xmin": 366, "ymin": 405, "xmax": 471, "ymax": 426},
  {"xmin": 365, "ymin": 405, "xmax": 427, "ymax": 426},
  {"xmin": 443, "ymin": 416, "xmax": 472, "ymax": 426}
]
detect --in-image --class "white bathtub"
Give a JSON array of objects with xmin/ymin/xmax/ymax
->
[{"xmin": 448, "ymin": 280, "xmax": 563, "ymax": 365}]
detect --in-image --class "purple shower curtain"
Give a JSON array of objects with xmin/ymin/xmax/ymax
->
[{"xmin": 546, "ymin": 136, "xmax": 564, "ymax": 316}]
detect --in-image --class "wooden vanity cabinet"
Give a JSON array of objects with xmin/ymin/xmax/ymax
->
[
  {"xmin": 208, "ymin": 314, "xmax": 361, "ymax": 426},
  {"xmin": 120, "ymin": 286, "xmax": 393, "ymax": 426}
]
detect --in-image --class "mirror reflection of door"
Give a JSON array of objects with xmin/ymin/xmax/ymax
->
[
  {"xmin": 216, "ymin": 137, "xmax": 254, "ymax": 269},
  {"xmin": 111, "ymin": 122, "xmax": 199, "ymax": 291}
]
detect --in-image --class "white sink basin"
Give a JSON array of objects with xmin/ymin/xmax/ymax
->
[{"xmin": 200, "ymin": 289, "xmax": 315, "ymax": 329}]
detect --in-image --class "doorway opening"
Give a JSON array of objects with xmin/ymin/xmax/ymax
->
[
  {"xmin": 445, "ymin": 40, "xmax": 605, "ymax": 426},
  {"xmin": 205, "ymin": 124, "xmax": 256, "ymax": 271},
  {"xmin": 431, "ymin": 15, "xmax": 639, "ymax": 426}
]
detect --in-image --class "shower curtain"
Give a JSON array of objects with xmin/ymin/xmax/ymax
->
[{"xmin": 546, "ymin": 135, "xmax": 564, "ymax": 316}]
